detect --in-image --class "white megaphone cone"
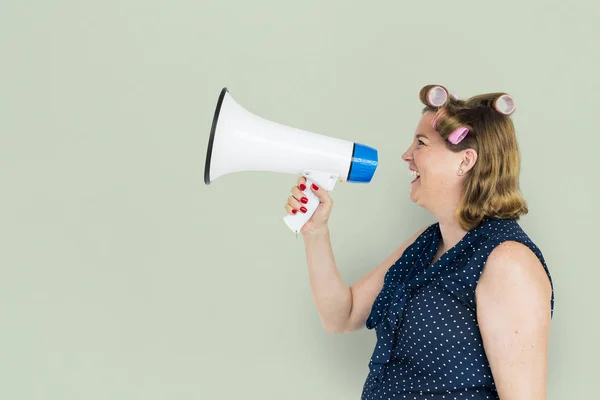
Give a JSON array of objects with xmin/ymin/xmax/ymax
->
[{"xmin": 204, "ymin": 88, "xmax": 379, "ymax": 233}]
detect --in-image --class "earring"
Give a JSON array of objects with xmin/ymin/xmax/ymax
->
[{"xmin": 458, "ymin": 168, "xmax": 464, "ymax": 175}]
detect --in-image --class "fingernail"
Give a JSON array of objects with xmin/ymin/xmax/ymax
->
[
  {"xmin": 311, "ymin": 183, "xmax": 319, "ymax": 190},
  {"xmin": 299, "ymin": 183, "xmax": 306, "ymax": 191},
  {"xmin": 300, "ymin": 206, "xmax": 307, "ymax": 213},
  {"xmin": 301, "ymin": 197, "xmax": 308, "ymax": 204},
  {"xmin": 292, "ymin": 209, "xmax": 297, "ymax": 214}
]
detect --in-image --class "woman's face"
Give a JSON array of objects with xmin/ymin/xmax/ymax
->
[{"xmin": 402, "ymin": 111, "xmax": 467, "ymax": 208}]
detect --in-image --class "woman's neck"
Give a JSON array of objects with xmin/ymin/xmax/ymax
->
[{"xmin": 436, "ymin": 217, "xmax": 468, "ymax": 255}]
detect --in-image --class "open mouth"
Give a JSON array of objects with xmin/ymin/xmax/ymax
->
[{"xmin": 410, "ymin": 170, "xmax": 420, "ymax": 183}]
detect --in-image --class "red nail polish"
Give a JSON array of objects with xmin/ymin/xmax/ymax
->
[
  {"xmin": 301, "ymin": 197, "xmax": 308, "ymax": 204},
  {"xmin": 300, "ymin": 206, "xmax": 307, "ymax": 213},
  {"xmin": 299, "ymin": 184, "xmax": 306, "ymax": 191},
  {"xmin": 311, "ymin": 183, "xmax": 319, "ymax": 190},
  {"xmin": 292, "ymin": 209, "xmax": 297, "ymax": 214}
]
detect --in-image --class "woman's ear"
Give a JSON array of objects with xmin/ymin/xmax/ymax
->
[{"xmin": 461, "ymin": 149, "xmax": 478, "ymax": 173}]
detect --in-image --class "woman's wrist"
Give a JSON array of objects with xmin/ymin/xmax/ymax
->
[{"xmin": 302, "ymin": 224, "xmax": 330, "ymax": 239}]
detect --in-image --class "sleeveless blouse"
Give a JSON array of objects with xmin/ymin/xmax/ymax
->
[{"xmin": 361, "ymin": 218, "xmax": 554, "ymax": 399}]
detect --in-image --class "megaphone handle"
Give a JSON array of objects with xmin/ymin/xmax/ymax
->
[{"xmin": 282, "ymin": 176, "xmax": 322, "ymax": 234}]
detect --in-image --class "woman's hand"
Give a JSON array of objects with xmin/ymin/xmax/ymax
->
[{"xmin": 284, "ymin": 176, "xmax": 334, "ymax": 235}]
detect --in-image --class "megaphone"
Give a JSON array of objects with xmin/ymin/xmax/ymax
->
[{"xmin": 204, "ymin": 87, "xmax": 379, "ymax": 233}]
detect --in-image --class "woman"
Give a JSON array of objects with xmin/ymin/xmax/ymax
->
[{"xmin": 284, "ymin": 85, "xmax": 554, "ymax": 399}]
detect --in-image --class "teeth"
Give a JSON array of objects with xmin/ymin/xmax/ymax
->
[{"xmin": 409, "ymin": 170, "xmax": 420, "ymax": 178}]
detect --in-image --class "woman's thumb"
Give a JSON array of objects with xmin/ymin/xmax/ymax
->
[{"xmin": 309, "ymin": 181, "xmax": 332, "ymax": 204}]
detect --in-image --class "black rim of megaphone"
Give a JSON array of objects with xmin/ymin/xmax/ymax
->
[{"xmin": 204, "ymin": 87, "xmax": 228, "ymax": 185}]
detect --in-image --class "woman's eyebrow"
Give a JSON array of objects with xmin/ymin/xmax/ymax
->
[{"xmin": 415, "ymin": 133, "xmax": 428, "ymax": 140}]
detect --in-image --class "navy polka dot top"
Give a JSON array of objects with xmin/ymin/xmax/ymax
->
[{"xmin": 361, "ymin": 218, "xmax": 554, "ymax": 399}]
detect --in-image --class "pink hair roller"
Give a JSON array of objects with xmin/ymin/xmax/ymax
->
[
  {"xmin": 432, "ymin": 108, "xmax": 469, "ymax": 145},
  {"xmin": 493, "ymin": 94, "xmax": 516, "ymax": 115},
  {"xmin": 426, "ymin": 86, "xmax": 449, "ymax": 107},
  {"xmin": 431, "ymin": 108, "xmax": 447, "ymax": 130},
  {"xmin": 447, "ymin": 127, "xmax": 469, "ymax": 144}
]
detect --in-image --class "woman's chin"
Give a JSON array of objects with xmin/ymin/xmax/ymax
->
[
  {"xmin": 409, "ymin": 189, "xmax": 418, "ymax": 203},
  {"xmin": 409, "ymin": 187, "xmax": 425, "ymax": 205},
  {"xmin": 409, "ymin": 177, "xmax": 422, "ymax": 202}
]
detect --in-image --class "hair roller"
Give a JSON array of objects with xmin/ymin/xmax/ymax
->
[
  {"xmin": 431, "ymin": 108, "xmax": 447, "ymax": 130},
  {"xmin": 493, "ymin": 93, "xmax": 516, "ymax": 116},
  {"xmin": 419, "ymin": 85, "xmax": 449, "ymax": 107}
]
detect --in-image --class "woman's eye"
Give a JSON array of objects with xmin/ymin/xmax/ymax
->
[{"xmin": 418, "ymin": 140, "xmax": 425, "ymax": 146}]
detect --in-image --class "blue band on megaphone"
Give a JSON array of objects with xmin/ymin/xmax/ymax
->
[{"xmin": 348, "ymin": 143, "xmax": 378, "ymax": 183}]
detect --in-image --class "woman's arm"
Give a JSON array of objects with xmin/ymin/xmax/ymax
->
[
  {"xmin": 303, "ymin": 225, "xmax": 428, "ymax": 334},
  {"xmin": 476, "ymin": 241, "xmax": 553, "ymax": 399}
]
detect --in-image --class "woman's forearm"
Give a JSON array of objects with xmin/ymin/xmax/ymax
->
[{"xmin": 302, "ymin": 226, "xmax": 352, "ymax": 333}]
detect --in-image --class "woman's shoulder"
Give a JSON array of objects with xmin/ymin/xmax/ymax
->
[
  {"xmin": 470, "ymin": 218, "xmax": 544, "ymax": 263},
  {"xmin": 476, "ymin": 218, "xmax": 554, "ymax": 312},
  {"xmin": 477, "ymin": 238, "xmax": 554, "ymax": 314},
  {"xmin": 479, "ymin": 217, "xmax": 530, "ymax": 240}
]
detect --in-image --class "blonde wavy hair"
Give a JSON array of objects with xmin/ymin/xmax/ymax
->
[{"xmin": 419, "ymin": 84, "xmax": 528, "ymax": 231}]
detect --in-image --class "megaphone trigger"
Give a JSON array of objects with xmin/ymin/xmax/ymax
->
[{"xmin": 302, "ymin": 170, "xmax": 339, "ymax": 191}]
